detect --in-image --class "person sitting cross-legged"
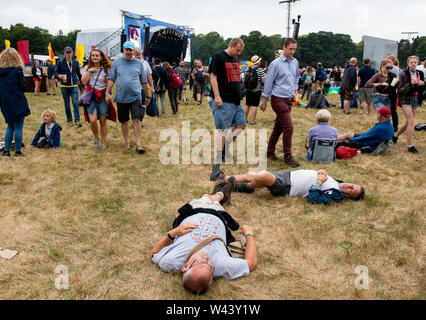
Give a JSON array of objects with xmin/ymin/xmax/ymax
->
[
  {"xmin": 216, "ymin": 169, "xmax": 364, "ymax": 205},
  {"xmin": 337, "ymin": 107, "xmax": 393, "ymax": 153},
  {"xmin": 150, "ymin": 177, "xmax": 257, "ymax": 295}
]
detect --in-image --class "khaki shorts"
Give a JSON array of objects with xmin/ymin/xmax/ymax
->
[{"xmin": 359, "ymin": 88, "xmax": 373, "ymax": 104}]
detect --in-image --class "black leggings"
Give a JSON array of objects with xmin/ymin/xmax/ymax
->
[
  {"xmin": 168, "ymin": 88, "xmax": 178, "ymax": 114},
  {"xmin": 389, "ymin": 95, "xmax": 398, "ymax": 132}
]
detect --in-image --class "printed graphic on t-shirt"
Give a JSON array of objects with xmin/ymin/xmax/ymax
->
[
  {"xmin": 225, "ymin": 62, "xmax": 241, "ymax": 83},
  {"xmin": 191, "ymin": 215, "xmax": 221, "ymax": 243}
]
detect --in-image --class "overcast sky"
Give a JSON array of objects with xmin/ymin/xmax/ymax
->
[{"xmin": 1, "ymin": 0, "xmax": 424, "ymax": 42}]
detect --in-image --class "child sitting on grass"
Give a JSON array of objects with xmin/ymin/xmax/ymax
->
[{"xmin": 31, "ymin": 110, "xmax": 62, "ymax": 148}]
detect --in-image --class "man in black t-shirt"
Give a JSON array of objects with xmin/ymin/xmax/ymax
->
[{"xmin": 209, "ymin": 38, "xmax": 247, "ymax": 181}]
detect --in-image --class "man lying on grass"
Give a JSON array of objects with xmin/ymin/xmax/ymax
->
[
  {"xmin": 150, "ymin": 177, "xmax": 257, "ymax": 295},
  {"xmin": 215, "ymin": 169, "xmax": 364, "ymax": 204}
]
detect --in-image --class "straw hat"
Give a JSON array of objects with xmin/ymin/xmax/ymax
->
[{"xmin": 251, "ymin": 55, "xmax": 262, "ymax": 65}]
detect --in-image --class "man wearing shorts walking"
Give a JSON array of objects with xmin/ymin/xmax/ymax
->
[
  {"xmin": 106, "ymin": 41, "xmax": 150, "ymax": 154},
  {"xmin": 209, "ymin": 38, "xmax": 246, "ymax": 181}
]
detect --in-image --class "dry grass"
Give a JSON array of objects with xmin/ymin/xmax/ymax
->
[{"xmin": 0, "ymin": 90, "xmax": 425, "ymax": 300}]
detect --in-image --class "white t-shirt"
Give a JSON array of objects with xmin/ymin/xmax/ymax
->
[
  {"xmin": 289, "ymin": 170, "xmax": 340, "ymax": 198},
  {"xmin": 416, "ymin": 65, "xmax": 426, "ymax": 76},
  {"xmin": 152, "ymin": 212, "xmax": 250, "ymax": 280},
  {"xmin": 141, "ymin": 60, "xmax": 152, "ymax": 76}
]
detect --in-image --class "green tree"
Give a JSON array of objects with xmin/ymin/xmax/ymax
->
[{"xmin": 398, "ymin": 39, "xmax": 412, "ymax": 69}]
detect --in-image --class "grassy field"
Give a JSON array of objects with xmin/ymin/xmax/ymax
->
[{"xmin": 0, "ymin": 89, "xmax": 425, "ymax": 300}]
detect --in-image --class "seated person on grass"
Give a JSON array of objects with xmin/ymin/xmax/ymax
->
[
  {"xmin": 337, "ymin": 107, "xmax": 393, "ymax": 153},
  {"xmin": 31, "ymin": 110, "xmax": 62, "ymax": 148},
  {"xmin": 150, "ymin": 177, "xmax": 257, "ymax": 295},
  {"xmin": 305, "ymin": 109, "xmax": 338, "ymax": 160},
  {"xmin": 216, "ymin": 170, "xmax": 364, "ymax": 204},
  {"xmin": 306, "ymin": 88, "xmax": 331, "ymax": 109}
]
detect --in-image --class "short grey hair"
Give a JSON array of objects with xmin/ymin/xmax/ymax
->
[
  {"xmin": 316, "ymin": 109, "xmax": 331, "ymax": 122},
  {"xmin": 134, "ymin": 47, "xmax": 142, "ymax": 55}
]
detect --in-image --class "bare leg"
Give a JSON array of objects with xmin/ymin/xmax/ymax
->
[
  {"xmin": 99, "ymin": 116, "xmax": 107, "ymax": 146},
  {"xmin": 121, "ymin": 121, "xmax": 130, "ymax": 145},
  {"xmin": 89, "ymin": 109, "xmax": 99, "ymax": 140},
  {"xmin": 338, "ymin": 131, "xmax": 355, "ymax": 142},
  {"xmin": 245, "ymin": 106, "xmax": 250, "ymax": 122},
  {"xmin": 224, "ymin": 171, "xmax": 276, "ymax": 189},
  {"xmin": 133, "ymin": 118, "xmax": 142, "ymax": 147},
  {"xmin": 203, "ymin": 193, "xmax": 224, "ymax": 203},
  {"xmin": 251, "ymin": 107, "xmax": 258, "ymax": 123},
  {"xmin": 362, "ymin": 102, "xmax": 367, "ymax": 115},
  {"xmin": 343, "ymin": 99, "xmax": 351, "ymax": 113}
]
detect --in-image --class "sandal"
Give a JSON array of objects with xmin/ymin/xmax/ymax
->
[{"xmin": 249, "ymin": 122, "xmax": 257, "ymax": 125}]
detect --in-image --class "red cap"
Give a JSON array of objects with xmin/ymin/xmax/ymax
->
[{"xmin": 377, "ymin": 107, "xmax": 391, "ymax": 118}]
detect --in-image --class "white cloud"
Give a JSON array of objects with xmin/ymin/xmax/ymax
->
[{"xmin": 1, "ymin": 0, "xmax": 425, "ymax": 42}]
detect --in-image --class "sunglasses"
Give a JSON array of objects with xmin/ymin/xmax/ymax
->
[
  {"xmin": 385, "ymin": 66, "xmax": 393, "ymax": 70},
  {"xmin": 187, "ymin": 257, "xmax": 213, "ymax": 271}
]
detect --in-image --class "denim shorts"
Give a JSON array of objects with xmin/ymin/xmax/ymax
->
[
  {"xmin": 400, "ymin": 95, "xmax": 419, "ymax": 109},
  {"xmin": 209, "ymin": 100, "xmax": 246, "ymax": 130},
  {"xmin": 372, "ymin": 95, "xmax": 391, "ymax": 110},
  {"xmin": 87, "ymin": 93, "xmax": 109, "ymax": 117}
]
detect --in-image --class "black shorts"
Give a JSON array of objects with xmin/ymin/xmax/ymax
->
[
  {"xmin": 267, "ymin": 171, "xmax": 291, "ymax": 197},
  {"xmin": 117, "ymin": 100, "xmax": 144, "ymax": 123},
  {"xmin": 246, "ymin": 90, "xmax": 262, "ymax": 106}
]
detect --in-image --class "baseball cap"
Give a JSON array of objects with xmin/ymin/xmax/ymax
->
[
  {"xmin": 63, "ymin": 46, "xmax": 73, "ymax": 53},
  {"xmin": 377, "ymin": 107, "xmax": 391, "ymax": 118},
  {"xmin": 123, "ymin": 41, "xmax": 135, "ymax": 50}
]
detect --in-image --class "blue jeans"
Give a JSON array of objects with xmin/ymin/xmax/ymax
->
[
  {"xmin": 61, "ymin": 86, "xmax": 80, "ymax": 122},
  {"xmin": 5, "ymin": 117, "xmax": 25, "ymax": 152}
]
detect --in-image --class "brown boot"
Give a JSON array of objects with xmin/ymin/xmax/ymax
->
[{"xmin": 284, "ymin": 154, "xmax": 300, "ymax": 168}]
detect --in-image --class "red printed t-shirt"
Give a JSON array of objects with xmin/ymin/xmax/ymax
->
[{"xmin": 209, "ymin": 50, "xmax": 241, "ymax": 105}]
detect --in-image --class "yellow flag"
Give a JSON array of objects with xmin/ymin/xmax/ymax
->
[
  {"xmin": 76, "ymin": 44, "xmax": 85, "ymax": 65},
  {"xmin": 5, "ymin": 39, "xmax": 10, "ymax": 48},
  {"xmin": 48, "ymin": 42, "xmax": 56, "ymax": 65}
]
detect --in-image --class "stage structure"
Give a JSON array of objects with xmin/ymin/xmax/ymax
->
[
  {"xmin": 362, "ymin": 35, "xmax": 398, "ymax": 70},
  {"xmin": 76, "ymin": 10, "xmax": 192, "ymax": 63}
]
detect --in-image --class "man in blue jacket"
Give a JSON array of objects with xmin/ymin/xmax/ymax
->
[
  {"xmin": 55, "ymin": 46, "xmax": 82, "ymax": 127},
  {"xmin": 214, "ymin": 169, "xmax": 364, "ymax": 205},
  {"xmin": 337, "ymin": 107, "xmax": 394, "ymax": 153}
]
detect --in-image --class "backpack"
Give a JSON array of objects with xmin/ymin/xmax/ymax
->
[
  {"xmin": 304, "ymin": 74, "xmax": 313, "ymax": 86},
  {"xmin": 335, "ymin": 146, "xmax": 358, "ymax": 159},
  {"xmin": 319, "ymin": 69, "xmax": 327, "ymax": 82},
  {"xmin": 153, "ymin": 68, "xmax": 166, "ymax": 94},
  {"xmin": 169, "ymin": 71, "xmax": 183, "ymax": 89},
  {"xmin": 243, "ymin": 66, "xmax": 259, "ymax": 90}
]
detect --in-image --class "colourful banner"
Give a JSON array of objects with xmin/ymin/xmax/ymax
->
[
  {"xmin": 5, "ymin": 39, "xmax": 11, "ymax": 48},
  {"xmin": 48, "ymin": 42, "xmax": 56, "ymax": 65},
  {"xmin": 17, "ymin": 40, "xmax": 30, "ymax": 65},
  {"xmin": 76, "ymin": 44, "xmax": 85, "ymax": 65}
]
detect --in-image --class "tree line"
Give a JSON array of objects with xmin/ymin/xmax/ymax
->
[
  {"xmin": 0, "ymin": 23, "xmax": 425, "ymax": 69},
  {"xmin": 0, "ymin": 23, "xmax": 80, "ymax": 56},
  {"xmin": 191, "ymin": 31, "xmax": 426, "ymax": 69}
]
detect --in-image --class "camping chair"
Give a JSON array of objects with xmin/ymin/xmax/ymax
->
[
  {"xmin": 370, "ymin": 141, "xmax": 390, "ymax": 155},
  {"xmin": 312, "ymin": 139, "xmax": 337, "ymax": 163}
]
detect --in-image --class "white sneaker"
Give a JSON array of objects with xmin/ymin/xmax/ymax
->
[{"xmin": 93, "ymin": 139, "xmax": 99, "ymax": 148}]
